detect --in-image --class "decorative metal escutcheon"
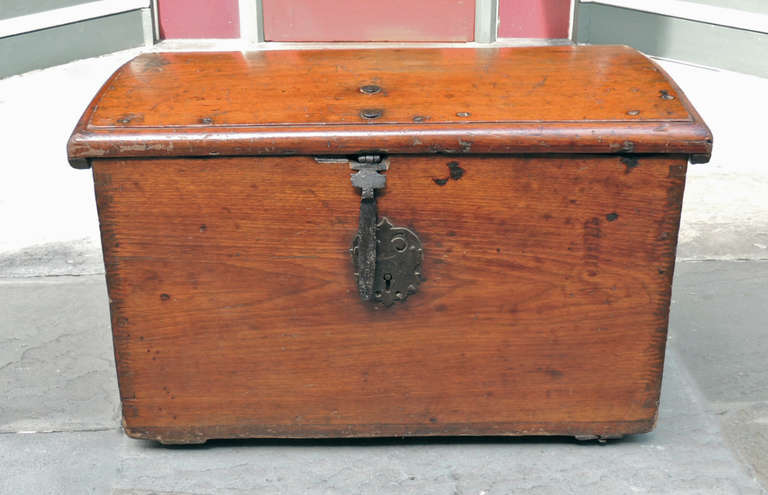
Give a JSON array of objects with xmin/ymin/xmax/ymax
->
[{"xmin": 349, "ymin": 155, "xmax": 423, "ymax": 306}]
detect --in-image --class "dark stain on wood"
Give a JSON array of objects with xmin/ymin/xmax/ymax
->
[
  {"xmin": 447, "ymin": 161, "xmax": 465, "ymax": 181},
  {"xmin": 620, "ymin": 156, "xmax": 640, "ymax": 174}
]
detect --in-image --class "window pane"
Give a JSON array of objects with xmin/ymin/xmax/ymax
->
[
  {"xmin": 158, "ymin": 0, "xmax": 240, "ymax": 39},
  {"xmin": 498, "ymin": 0, "xmax": 571, "ymax": 39},
  {"xmin": 263, "ymin": 0, "xmax": 475, "ymax": 42}
]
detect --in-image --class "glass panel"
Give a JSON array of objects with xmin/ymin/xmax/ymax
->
[
  {"xmin": 158, "ymin": 0, "xmax": 239, "ymax": 39},
  {"xmin": 498, "ymin": 0, "xmax": 571, "ymax": 38},
  {"xmin": 262, "ymin": 0, "xmax": 475, "ymax": 42},
  {"xmin": 684, "ymin": 0, "xmax": 768, "ymax": 15},
  {"xmin": 1, "ymin": 0, "xmax": 95, "ymax": 20}
]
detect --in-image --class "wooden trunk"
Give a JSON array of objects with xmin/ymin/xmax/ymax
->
[{"xmin": 68, "ymin": 46, "xmax": 712, "ymax": 444}]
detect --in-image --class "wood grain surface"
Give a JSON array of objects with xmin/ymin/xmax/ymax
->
[
  {"xmin": 93, "ymin": 153, "xmax": 687, "ymax": 443},
  {"xmin": 68, "ymin": 46, "xmax": 712, "ymax": 167}
]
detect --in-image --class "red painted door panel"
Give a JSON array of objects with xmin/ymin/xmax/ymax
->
[
  {"xmin": 262, "ymin": 0, "xmax": 475, "ymax": 42},
  {"xmin": 158, "ymin": 0, "xmax": 240, "ymax": 39},
  {"xmin": 498, "ymin": 0, "xmax": 571, "ymax": 38}
]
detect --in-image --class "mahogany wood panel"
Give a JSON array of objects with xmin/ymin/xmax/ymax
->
[
  {"xmin": 68, "ymin": 46, "xmax": 712, "ymax": 166},
  {"xmin": 93, "ymin": 154, "xmax": 686, "ymax": 443}
]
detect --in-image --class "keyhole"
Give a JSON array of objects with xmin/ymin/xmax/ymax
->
[{"xmin": 384, "ymin": 273, "xmax": 392, "ymax": 290}]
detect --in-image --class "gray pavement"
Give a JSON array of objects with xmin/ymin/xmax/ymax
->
[
  {"xmin": 670, "ymin": 261, "xmax": 768, "ymax": 489},
  {"xmin": 1, "ymin": 276, "xmax": 118, "ymax": 434},
  {"xmin": 1, "ymin": 261, "xmax": 766, "ymax": 494}
]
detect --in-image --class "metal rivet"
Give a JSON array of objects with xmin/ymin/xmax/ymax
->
[
  {"xmin": 392, "ymin": 237, "xmax": 407, "ymax": 251},
  {"xmin": 360, "ymin": 85, "xmax": 382, "ymax": 95},
  {"xmin": 626, "ymin": 110, "xmax": 640, "ymax": 116},
  {"xmin": 360, "ymin": 109, "xmax": 383, "ymax": 119},
  {"xmin": 456, "ymin": 112, "xmax": 471, "ymax": 117},
  {"xmin": 659, "ymin": 90, "xmax": 675, "ymax": 100},
  {"xmin": 413, "ymin": 115, "xmax": 428, "ymax": 122}
]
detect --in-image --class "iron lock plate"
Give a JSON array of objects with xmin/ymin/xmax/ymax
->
[{"xmin": 349, "ymin": 155, "xmax": 424, "ymax": 306}]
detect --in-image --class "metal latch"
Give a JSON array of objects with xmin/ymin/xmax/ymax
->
[{"xmin": 349, "ymin": 155, "xmax": 423, "ymax": 306}]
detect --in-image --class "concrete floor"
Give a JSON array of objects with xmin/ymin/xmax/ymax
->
[{"xmin": 1, "ymin": 47, "xmax": 768, "ymax": 493}]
